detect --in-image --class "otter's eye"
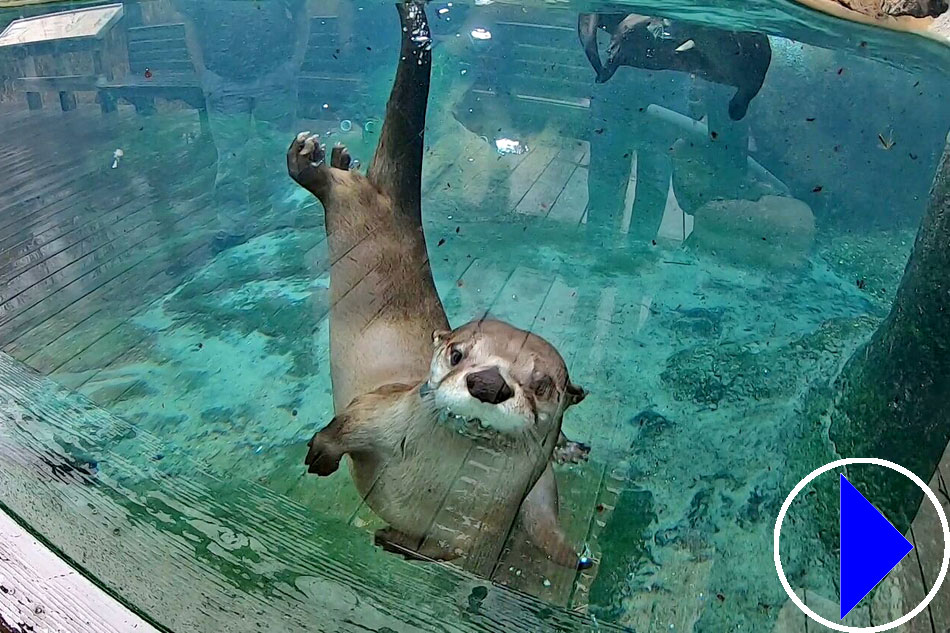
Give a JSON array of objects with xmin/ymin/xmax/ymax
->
[
  {"xmin": 449, "ymin": 346, "xmax": 463, "ymax": 366},
  {"xmin": 533, "ymin": 375, "xmax": 553, "ymax": 398}
]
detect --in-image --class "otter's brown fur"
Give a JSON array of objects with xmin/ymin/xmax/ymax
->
[{"xmin": 288, "ymin": 1, "xmax": 590, "ymax": 573}]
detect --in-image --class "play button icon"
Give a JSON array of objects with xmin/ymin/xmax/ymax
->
[
  {"xmin": 775, "ymin": 458, "xmax": 950, "ymax": 632},
  {"xmin": 839, "ymin": 474, "xmax": 914, "ymax": 619}
]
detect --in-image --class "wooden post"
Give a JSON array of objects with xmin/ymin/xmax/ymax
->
[
  {"xmin": 828, "ymin": 133, "xmax": 950, "ymax": 531},
  {"xmin": 55, "ymin": 54, "xmax": 76, "ymax": 112},
  {"xmin": 93, "ymin": 49, "xmax": 116, "ymax": 114},
  {"xmin": 22, "ymin": 54, "xmax": 42, "ymax": 110}
]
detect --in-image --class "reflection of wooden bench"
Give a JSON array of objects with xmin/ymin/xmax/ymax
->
[
  {"xmin": 114, "ymin": 15, "xmax": 376, "ymax": 121},
  {"xmin": 2, "ymin": 4, "xmax": 126, "ymax": 112},
  {"xmin": 297, "ymin": 14, "xmax": 374, "ymax": 121},
  {"xmin": 10, "ymin": 13, "xmax": 371, "ymax": 122},
  {"xmin": 462, "ymin": 13, "xmax": 594, "ymax": 137},
  {"xmin": 9, "ymin": 20, "xmax": 205, "ymax": 116},
  {"xmin": 99, "ymin": 22, "xmax": 205, "ymax": 115}
]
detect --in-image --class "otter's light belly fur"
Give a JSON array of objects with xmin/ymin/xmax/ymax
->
[{"xmin": 350, "ymin": 418, "xmax": 541, "ymax": 548}]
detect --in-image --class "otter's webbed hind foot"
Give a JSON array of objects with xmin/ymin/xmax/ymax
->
[
  {"xmin": 554, "ymin": 432, "xmax": 590, "ymax": 465},
  {"xmin": 287, "ymin": 133, "xmax": 355, "ymax": 201}
]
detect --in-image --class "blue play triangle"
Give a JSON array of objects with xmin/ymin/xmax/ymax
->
[{"xmin": 840, "ymin": 474, "xmax": 914, "ymax": 619}]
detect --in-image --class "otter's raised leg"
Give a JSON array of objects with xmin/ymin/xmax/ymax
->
[
  {"xmin": 520, "ymin": 463, "xmax": 593, "ymax": 569},
  {"xmin": 367, "ymin": 1, "xmax": 432, "ymax": 215}
]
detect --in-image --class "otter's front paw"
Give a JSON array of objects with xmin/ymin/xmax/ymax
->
[
  {"xmin": 287, "ymin": 131, "xmax": 325, "ymax": 188},
  {"xmin": 554, "ymin": 439, "xmax": 590, "ymax": 465},
  {"xmin": 303, "ymin": 431, "xmax": 342, "ymax": 476}
]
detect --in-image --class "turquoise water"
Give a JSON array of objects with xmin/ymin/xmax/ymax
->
[{"xmin": 0, "ymin": 1, "xmax": 949, "ymax": 631}]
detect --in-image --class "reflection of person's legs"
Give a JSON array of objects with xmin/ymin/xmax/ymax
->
[
  {"xmin": 206, "ymin": 87, "xmax": 254, "ymax": 247},
  {"xmin": 586, "ymin": 85, "xmax": 633, "ymax": 241},
  {"xmin": 254, "ymin": 67, "xmax": 299, "ymax": 203},
  {"xmin": 628, "ymin": 149, "xmax": 671, "ymax": 242},
  {"xmin": 697, "ymin": 81, "xmax": 750, "ymax": 200},
  {"xmin": 706, "ymin": 88, "xmax": 750, "ymax": 198}
]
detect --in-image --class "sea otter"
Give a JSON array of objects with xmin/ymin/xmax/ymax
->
[
  {"xmin": 578, "ymin": 13, "xmax": 772, "ymax": 121},
  {"xmin": 287, "ymin": 1, "xmax": 591, "ymax": 574}
]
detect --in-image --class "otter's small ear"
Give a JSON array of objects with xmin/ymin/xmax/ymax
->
[
  {"xmin": 566, "ymin": 382, "xmax": 587, "ymax": 407},
  {"xmin": 432, "ymin": 329, "xmax": 450, "ymax": 346}
]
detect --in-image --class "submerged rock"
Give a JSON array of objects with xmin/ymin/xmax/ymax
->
[
  {"xmin": 690, "ymin": 195, "xmax": 816, "ymax": 269},
  {"xmin": 628, "ymin": 409, "xmax": 675, "ymax": 446}
]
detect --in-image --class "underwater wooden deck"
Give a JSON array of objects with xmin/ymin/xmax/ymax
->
[
  {"xmin": 0, "ymin": 104, "xmax": 606, "ymax": 605},
  {"xmin": 1, "ymin": 104, "xmax": 949, "ymax": 632}
]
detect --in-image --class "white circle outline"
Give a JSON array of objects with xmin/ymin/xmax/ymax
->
[{"xmin": 774, "ymin": 457, "xmax": 950, "ymax": 632}]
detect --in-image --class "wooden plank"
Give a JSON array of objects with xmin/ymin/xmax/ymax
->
[
  {"xmin": 129, "ymin": 48, "xmax": 191, "ymax": 64},
  {"xmin": 568, "ymin": 286, "xmax": 620, "ymax": 445},
  {"xmin": 129, "ymin": 60, "xmax": 194, "ymax": 74},
  {"xmin": 127, "ymin": 23, "xmax": 185, "ymax": 41},
  {"xmin": 71, "ymin": 230, "xmax": 327, "ymax": 397},
  {"xmin": 910, "ymin": 468, "xmax": 950, "ymax": 632},
  {"xmin": 561, "ymin": 287, "xmax": 625, "ymax": 611},
  {"xmin": 572, "ymin": 462, "xmax": 625, "ymax": 612},
  {"xmin": 129, "ymin": 38, "xmax": 188, "ymax": 54},
  {"xmin": 482, "ymin": 47, "xmax": 590, "ymax": 73},
  {"xmin": 0, "ymin": 176, "xmax": 109, "ymax": 247},
  {"xmin": 435, "ymin": 267, "xmax": 557, "ymax": 578},
  {"xmin": 506, "ymin": 145, "xmax": 560, "ymax": 212},
  {"xmin": 421, "ymin": 134, "xmax": 485, "ymax": 199},
  {"xmin": 516, "ymin": 150, "xmax": 583, "ymax": 217},
  {"xmin": 13, "ymin": 75, "xmax": 99, "ymax": 93},
  {"xmin": 0, "ymin": 509, "xmax": 161, "ymax": 633},
  {"xmin": 0, "ymin": 155, "xmax": 102, "ymax": 227},
  {"xmin": 0, "ymin": 196, "xmax": 214, "ymax": 349},
  {"xmin": 0, "ymin": 193, "xmax": 155, "ymax": 290},
  {"xmin": 0, "ymin": 352, "xmax": 624, "ymax": 633},
  {"xmin": 477, "ymin": 56, "xmax": 591, "ymax": 83},
  {"xmin": 309, "ymin": 16, "xmax": 340, "ymax": 35},
  {"xmin": 11, "ymin": 200, "xmax": 217, "ymax": 369},
  {"xmin": 4, "ymin": 226, "xmax": 210, "ymax": 363},
  {"xmin": 0, "ymin": 196, "xmax": 162, "ymax": 318},
  {"xmin": 546, "ymin": 165, "xmax": 588, "ymax": 226},
  {"xmin": 483, "ymin": 265, "xmax": 553, "ymax": 328},
  {"xmin": 492, "ymin": 278, "xmax": 601, "ymax": 605},
  {"xmin": 806, "ymin": 587, "xmax": 872, "ymax": 628},
  {"xmin": 870, "ymin": 544, "xmax": 933, "ymax": 632},
  {"xmin": 443, "ymin": 258, "xmax": 514, "ymax": 324},
  {"xmin": 0, "ymin": 185, "xmax": 144, "ymax": 272}
]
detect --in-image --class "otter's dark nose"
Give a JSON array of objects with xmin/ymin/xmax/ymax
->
[{"xmin": 466, "ymin": 367, "xmax": 513, "ymax": 405}]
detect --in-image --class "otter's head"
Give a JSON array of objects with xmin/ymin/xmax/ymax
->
[{"xmin": 424, "ymin": 319, "xmax": 586, "ymax": 438}]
